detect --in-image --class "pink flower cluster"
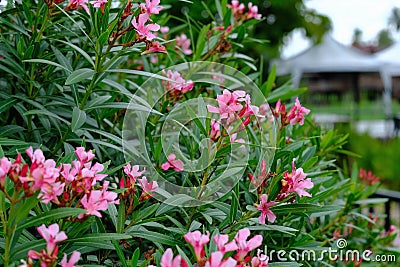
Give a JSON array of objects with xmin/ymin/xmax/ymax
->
[
  {"xmin": 162, "ymin": 70, "xmax": 194, "ymax": 100},
  {"xmin": 359, "ymin": 168, "xmax": 380, "ymax": 185},
  {"xmin": 175, "ymin": 33, "xmax": 192, "ymax": 55},
  {"xmin": 270, "ymin": 97, "xmax": 310, "ymax": 129},
  {"xmin": 132, "ymin": 12, "xmax": 161, "ymax": 41},
  {"xmin": 0, "ymin": 147, "xmax": 120, "ymax": 220},
  {"xmin": 152, "ymin": 228, "xmax": 268, "ymax": 267},
  {"xmin": 18, "ymin": 147, "xmax": 62, "ymax": 203},
  {"xmin": 227, "ymin": 1, "xmax": 262, "ymax": 21},
  {"xmin": 161, "ymin": 154, "xmax": 184, "ymax": 172},
  {"xmin": 23, "ymin": 223, "xmax": 80, "ymax": 267},
  {"xmin": 120, "ymin": 164, "xmax": 158, "ymax": 213},
  {"xmin": 132, "ymin": 0, "xmax": 163, "ymax": 41},
  {"xmin": 66, "ymin": 0, "xmax": 89, "ymax": 14},
  {"xmin": 90, "ymin": 0, "xmax": 107, "ymax": 13},
  {"xmin": 257, "ymin": 194, "xmax": 277, "ymax": 224},
  {"xmin": 277, "ymin": 160, "xmax": 314, "ymax": 200},
  {"xmin": 207, "ymin": 90, "xmax": 261, "ymax": 126},
  {"xmin": 207, "ymin": 90, "xmax": 263, "ymax": 145},
  {"xmin": 59, "ymin": 147, "xmax": 119, "ymax": 219}
]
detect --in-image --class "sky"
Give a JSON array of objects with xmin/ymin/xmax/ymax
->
[{"xmin": 282, "ymin": 0, "xmax": 400, "ymax": 58}]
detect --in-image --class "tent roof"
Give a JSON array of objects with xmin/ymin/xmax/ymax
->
[
  {"xmin": 273, "ymin": 35, "xmax": 384, "ymax": 76},
  {"xmin": 375, "ymin": 43, "xmax": 400, "ymax": 76}
]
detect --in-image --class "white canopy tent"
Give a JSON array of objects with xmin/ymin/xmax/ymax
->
[
  {"xmin": 272, "ymin": 34, "xmax": 392, "ymax": 115},
  {"xmin": 375, "ymin": 43, "xmax": 400, "ymax": 76}
]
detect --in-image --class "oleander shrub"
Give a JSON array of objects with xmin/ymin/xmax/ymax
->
[{"xmin": 0, "ymin": 1, "xmax": 399, "ymax": 266}]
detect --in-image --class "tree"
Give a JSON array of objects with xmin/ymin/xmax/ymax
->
[
  {"xmin": 163, "ymin": 0, "xmax": 331, "ymax": 59},
  {"xmin": 376, "ymin": 29, "xmax": 394, "ymax": 49},
  {"xmin": 388, "ymin": 7, "xmax": 400, "ymax": 32},
  {"xmin": 352, "ymin": 28, "xmax": 363, "ymax": 45}
]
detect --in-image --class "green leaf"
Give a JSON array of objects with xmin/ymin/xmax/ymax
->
[
  {"xmin": 271, "ymin": 204, "xmax": 341, "ymax": 215},
  {"xmin": 262, "ymin": 65, "xmax": 276, "ymax": 97},
  {"xmin": 117, "ymin": 200, "xmax": 126, "ymax": 233},
  {"xmin": 131, "ymin": 248, "xmax": 140, "ymax": 267},
  {"xmin": 10, "ymin": 240, "xmax": 45, "ymax": 261},
  {"xmin": 66, "ymin": 68, "xmax": 95, "ymax": 85},
  {"xmin": 55, "ymin": 39, "xmax": 95, "ymax": 66},
  {"xmin": 17, "ymin": 208, "xmax": 86, "ymax": 231},
  {"xmin": 128, "ymin": 230, "xmax": 181, "ymax": 246},
  {"xmin": 113, "ymin": 240, "xmax": 128, "ymax": 267},
  {"xmin": 156, "ymin": 194, "xmax": 194, "ymax": 216},
  {"xmin": 71, "ymin": 107, "xmax": 87, "ymax": 132},
  {"xmin": 0, "ymin": 138, "xmax": 29, "ymax": 146},
  {"xmin": 195, "ymin": 24, "xmax": 210, "ymax": 60},
  {"xmin": 23, "ymin": 109, "xmax": 69, "ymax": 124},
  {"xmin": 267, "ymin": 84, "xmax": 308, "ymax": 103},
  {"xmin": 23, "ymin": 59, "xmax": 72, "ymax": 73},
  {"xmin": 0, "ymin": 125, "xmax": 25, "ymax": 137},
  {"xmin": 229, "ymin": 190, "xmax": 239, "ymax": 223},
  {"xmin": 68, "ymin": 233, "xmax": 132, "ymax": 243},
  {"xmin": 0, "ymin": 98, "xmax": 18, "ymax": 114}
]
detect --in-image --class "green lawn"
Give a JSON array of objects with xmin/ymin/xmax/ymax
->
[{"xmin": 306, "ymin": 98, "xmax": 400, "ymax": 121}]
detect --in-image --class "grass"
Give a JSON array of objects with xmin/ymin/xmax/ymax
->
[{"xmin": 302, "ymin": 93, "xmax": 400, "ymax": 121}]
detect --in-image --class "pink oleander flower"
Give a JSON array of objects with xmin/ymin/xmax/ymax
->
[
  {"xmin": 66, "ymin": 0, "xmax": 89, "ymax": 14},
  {"xmin": 123, "ymin": 163, "xmax": 145, "ymax": 184},
  {"xmin": 205, "ymin": 252, "xmax": 237, "ymax": 267},
  {"xmin": 150, "ymin": 55, "xmax": 158, "ymax": 64},
  {"xmin": 162, "ymin": 70, "xmax": 194, "ymax": 96},
  {"xmin": 234, "ymin": 228, "xmax": 263, "ymax": 262},
  {"xmin": 61, "ymin": 251, "xmax": 81, "ymax": 267},
  {"xmin": 237, "ymin": 94, "xmax": 262, "ymax": 122},
  {"xmin": 138, "ymin": 176, "xmax": 158, "ymax": 194},
  {"xmin": 248, "ymin": 159, "xmax": 267, "ymax": 187},
  {"xmin": 101, "ymin": 181, "xmax": 120, "ymax": 204},
  {"xmin": 90, "ymin": 0, "xmax": 107, "ymax": 12},
  {"xmin": 19, "ymin": 147, "xmax": 60, "ymax": 194},
  {"xmin": 159, "ymin": 248, "xmax": 188, "ymax": 267},
  {"xmin": 161, "ymin": 154, "xmax": 184, "ymax": 172},
  {"xmin": 160, "ymin": 26, "xmax": 169, "ymax": 34},
  {"xmin": 280, "ymin": 161, "xmax": 313, "ymax": 198},
  {"xmin": 287, "ymin": 97, "xmax": 310, "ymax": 125},
  {"xmin": 184, "ymin": 231, "xmax": 210, "ymax": 261},
  {"xmin": 80, "ymin": 190, "xmax": 107, "ymax": 218},
  {"xmin": 37, "ymin": 223, "xmax": 67, "ymax": 255},
  {"xmin": 246, "ymin": 2, "xmax": 262, "ymax": 20},
  {"xmin": 257, "ymin": 194, "xmax": 277, "ymax": 224},
  {"xmin": 207, "ymin": 90, "xmax": 246, "ymax": 122},
  {"xmin": 141, "ymin": 0, "xmax": 163, "ymax": 15},
  {"xmin": 26, "ymin": 146, "xmax": 45, "ymax": 166},
  {"xmin": 39, "ymin": 181, "xmax": 65, "ymax": 204},
  {"xmin": 144, "ymin": 41, "xmax": 167, "ymax": 54},
  {"xmin": 0, "ymin": 157, "xmax": 11, "ymax": 185},
  {"xmin": 213, "ymin": 234, "xmax": 238, "ymax": 254},
  {"xmin": 80, "ymin": 182, "xmax": 119, "ymax": 218},
  {"xmin": 359, "ymin": 168, "xmax": 380, "ymax": 185},
  {"xmin": 251, "ymin": 250, "xmax": 269, "ymax": 267},
  {"xmin": 75, "ymin": 147, "xmax": 95, "ymax": 164},
  {"xmin": 132, "ymin": 13, "xmax": 160, "ymax": 41},
  {"xmin": 229, "ymin": 131, "xmax": 245, "ymax": 145},
  {"xmin": 227, "ymin": 0, "xmax": 245, "ymax": 18},
  {"xmin": 175, "ymin": 33, "xmax": 193, "ymax": 55},
  {"xmin": 210, "ymin": 119, "xmax": 221, "ymax": 141}
]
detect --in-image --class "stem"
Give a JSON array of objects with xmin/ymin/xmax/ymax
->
[
  {"xmin": 196, "ymin": 130, "xmax": 226, "ymax": 199},
  {"xmin": 3, "ymin": 188, "xmax": 21, "ymax": 266}
]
